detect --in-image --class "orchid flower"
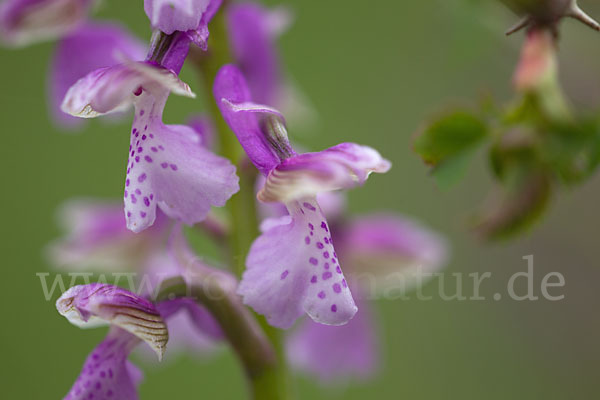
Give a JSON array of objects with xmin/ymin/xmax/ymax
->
[
  {"xmin": 56, "ymin": 284, "xmax": 168, "ymax": 399},
  {"xmin": 286, "ymin": 213, "xmax": 447, "ymax": 381},
  {"xmin": 0, "ymin": 0, "xmax": 94, "ymax": 46},
  {"xmin": 47, "ymin": 116, "xmax": 215, "ymax": 269},
  {"xmin": 61, "ymin": 4, "xmax": 239, "ymax": 233},
  {"xmin": 56, "ymin": 280, "xmax": 227, "ymax": 399},
  {"xmin": 48, "ymin": 199, "xmax": 225, "ymax": 359},
  {"xmin": 0, "ymin": 2, "xmax": 146, "ymax": 128},
  {"xmin": 257, "ymin": 189, "xmax": 448, "ymax": 380},
  {"xmin": 213, "ymin": 64, "xmax": 391, "ymax": 329},
  {"xmin": 50, "ymin": 21, "xmax": 146, "ymax": 127}
]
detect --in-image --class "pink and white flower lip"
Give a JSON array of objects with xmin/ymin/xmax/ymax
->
[
  {"xmin": 214, "ymin": 64, "xmax": 390, "ymax": 329},
  {"xmin": 0, "ymin": 0, "xmax": 94, "ymax": 46}
]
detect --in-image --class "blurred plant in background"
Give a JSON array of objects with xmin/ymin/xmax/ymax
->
[
  {"xmin": 415, "ymin": 0, "xmax": 600, "ymax": 240},
  {"xmin": 0, "ymin": 0, "xmax": 451, "ymax": 399}
]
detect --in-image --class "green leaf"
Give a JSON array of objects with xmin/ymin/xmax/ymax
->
[
  {"xmin": 432, "ymin": 150, "xmax": 475, "ymax": 190},
  {"xmin": 473, "ymin": 170, "xmax": 552, "ymax": 240},
  {"xmin": 540, "ymin": 118, "xmax": 600, "ymax": 185},
  {"xmin": 415, "ymin": 110, "xmax": 488, "ymax": 167}
]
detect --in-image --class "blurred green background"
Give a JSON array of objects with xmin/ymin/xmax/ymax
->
[{"xmin": 1, "ymin": 0, "xmax": 599, "ymax": 398}]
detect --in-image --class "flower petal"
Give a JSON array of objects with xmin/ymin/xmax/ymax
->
[
  {"xmin": 214, "ymin": 64, "xmax": 282, "ymax": 175},
  {"xmin": 258, "ymin": 143, "xmax": 391, "ymax": 203},
  {"xmin": 144, "ymin": 0, "xmax": 210, "ymax": 34},
  {"xmin": 238, "ymin": 197, "xmax": 357, "ymax": 329},
  {"xmin": 56, "ymin": 283, "xmax": 168, "ymax": 359},
  {"xmin": 184, "ymin": 0, "xmax": 221, "ymax": 50},
  {"xmin": 64, "ymin": 328, "xmax": 143, "ymax": 400},
  {"xmin": 50, "ymin": 21, "xmax": 146, "ymax": 128},
  {"xmin": 0, "ymin": 0, "xmax": 92, "ymax": 46},
  {"xmin": 61, "ymin": 61, "xmax": 195, "ymax": 118},
  {"xmin": 124, "ymin": 92, "xmax": 239, "ymax": 232},
  {"xmin": 338, "ymin": 215, "xmax": 448, "ymax": 294},
  {"xmin": 257, "ymin": 174, "xmax": 347, "ymax": 222},
  {"xmin": 286, "ymin": 298, "xmax": 377, "ymax": 381},
  {"xmin": 47, "ymin": 199, "xmax": 168, "ymax": 271}
]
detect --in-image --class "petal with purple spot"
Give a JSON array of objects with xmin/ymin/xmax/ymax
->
[
  {"xmin": 64, "ymin": 328, "xmax": 143, "ymax": 400},
  {"xmin": 238, "ymin": 197, "xmax": 356, "ymax": 329},
  {"xmin": 124, "ymin": 91, "xmax": 239, "ymax": 233}
]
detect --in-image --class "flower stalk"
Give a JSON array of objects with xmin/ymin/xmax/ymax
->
[{"xmin": 189, "ymin": 7, "xmax": 292, "ymax": 400}]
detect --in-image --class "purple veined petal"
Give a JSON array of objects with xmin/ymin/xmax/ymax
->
[
  {"xmin": 124, "ymin": 91, "xmax": 239, "ymax": 233},
  {"xmin": 49, "ymin": 21, "xmax": 146, "ymax": 128},
  {"xmin": 0, "ymin": 0, "xmax": 93, "ymax": 47},
  {"xmin": 56, "ymin": 283, "xmax": 168, "ymax": 359},
  {"xmin": 64, "ymin": 328, "xmax": 144, "ymax": 400},
  {"xmin": 61, "ymin": 60, "xmax": 195, "ymax": 118},
  {"xmin": 227, "ymin": 2, "xmax": 281, "ymax": 104},
  {"xmin": 338, "ymin": 214, "xmax": 448, "ymax": 295},
  {"xmin": 144, "ymin": 0, "xmax": 211, "ymax": 35},
  {"xmin": 138, "ymin": 303, "xmax": 219, "ymax": 361},
  {"xmin": 133, "ymin": 300, "xmax": 222, "ymax": 363},
  {"xmin": 213, "ymin": 64, "xmax": 282, "ymax": 175},
  {"xmin": 255, "ymin": 174, "xmax": 288, "ymax": 220},
  {"xmin": 256, "ymin": 174, "xmax": 347, "ymax": 222},
  {"xmin": 258, "ymin": 142, "xmax": 391, "ymax": 203},
  {"xmin": 286, "ymin": 296, "xmax": 378, "ymax": 382},
  {"xmin": 46, "ymin": 199, "xmax": 169, "ymax": 271},
  {"xmin": 238, "ymin": 197, "xmax": 357, "ymax": 329}
]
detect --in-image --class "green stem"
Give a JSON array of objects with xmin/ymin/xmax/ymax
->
[
  {"xmin": 156, "ymin": 276, "xmax": 277, "ymax": 391},
  {"xmin": 188, "ymin": 8, "xmax": 293, "ymax": 400}
]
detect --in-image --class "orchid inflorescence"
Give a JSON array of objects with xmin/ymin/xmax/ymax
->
[{"xmin": 0, "ymin": 0, "xmax": 449, "ymax": 399}]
